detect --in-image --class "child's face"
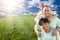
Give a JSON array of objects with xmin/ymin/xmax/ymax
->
[{"xmin": 43, "ymin": 7, "xmax": 51, "ymax": 17}]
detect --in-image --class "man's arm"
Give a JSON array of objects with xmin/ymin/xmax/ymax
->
[
  {"xmin": 56, "ymin": 18, "xmax": 60, "ymax": 32},
  {"xmin": 34, "ymin": 23, "xmax": 41, "ymax": 37},
  {"xmin": 52, "ymin": 18, "xmax": 60, "ymax": 36},
  {"xmin": 35, "ymin": 29, "xmax": 41, "ymax": 37}
]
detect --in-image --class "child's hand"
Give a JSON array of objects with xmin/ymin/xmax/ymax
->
[
  {"xmin": 54, "ymin": 14, "xmax": 58, "ymax": 17},
  {"xmin": 52, "ymin": 29, "xmax": 58, "ymax": 36},
  {"xmin": 48, "ymin": 14, "xmax": 58, "ymax": 22},
  {"xmin": 37, "ymin": 32, "xmax": 41, "ymax": 37}
]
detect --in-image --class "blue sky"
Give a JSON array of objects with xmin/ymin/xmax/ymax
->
[
  {"xmin": 0, "ymin": 0, "xmax": 60, "ymax": 17},
  {"xmin": 17, "ymin": 0, "xmax": 54, "ymax": 13}
]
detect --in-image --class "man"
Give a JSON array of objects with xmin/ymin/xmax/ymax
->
[
  {"xmin": 38, "ymin": 18, "xmax": 55, "ymax": 40},
  {"xmin": 34, "ymin": 6, "xmax": 60, "ymax": 40}
]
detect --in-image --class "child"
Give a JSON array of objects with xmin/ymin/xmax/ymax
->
[{"xmin": 34, "ymin": 5, "xmax": 58, "ymax": 23}]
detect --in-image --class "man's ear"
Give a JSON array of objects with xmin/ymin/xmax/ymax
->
[{"xmin": 48, "ymin": 18, "xmax": 50, "ymax": 23}]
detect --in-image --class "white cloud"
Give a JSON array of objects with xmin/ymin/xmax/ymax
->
[
  {"xmin": 0, "ymin": 0, "xmax": 55, "ymax": 16},
  {"xmin": 28, "ymin": 0, "xmax": 40, "ymax": 8},
  {"xmin": 12, "ymin": 0, "xmax": 54, "ymax": 14}
]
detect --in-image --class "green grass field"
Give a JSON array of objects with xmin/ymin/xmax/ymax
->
[{"xmin": 0, "ymin": 15, "xmax": 37, "ymax": 40}]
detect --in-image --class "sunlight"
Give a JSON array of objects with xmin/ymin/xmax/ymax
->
[
  {"xmin": 3, "ymin": 0, "xmax": 17, "ymax": 11},
  {"xmin": 2, "ymin": 0, "xmax": 19, "ymax": 17},
  {"xmin": 0, "ymin": 0, "xmax": 25, "ymax": 17}
]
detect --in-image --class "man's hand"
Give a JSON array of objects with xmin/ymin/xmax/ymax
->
[
  {"xmin": 57, "ymin": 28, "xmax": 60, "ymax": 32},
  {"xmin": 52, "ymin": 29, "xmax": 58, "ymax": 36},
  {"xmin": 37, "ymin": 32, "xmax": 41, "ymax": 37}
]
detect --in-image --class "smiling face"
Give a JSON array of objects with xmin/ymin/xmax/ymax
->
[
  {"xmin": 43, "ymin": 7, "xmax": 51, "ymax": 18},
  {"xmin": 39, "ymin": 18, "xmax": 50, "ymax": 33},
  {"xmin": 41, "ymin": 22, "xmax": 50, "ymax": 33},
  {"xmin": 42, "ymin": 22, "xmax": 49, "ymax": 28}
]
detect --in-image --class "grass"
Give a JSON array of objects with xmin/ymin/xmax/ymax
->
[{"xmin": 0, "ymin": 15, "xmax": 37, "ymax": 40}]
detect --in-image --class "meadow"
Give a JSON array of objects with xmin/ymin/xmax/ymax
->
[{"xmin": 0, "ymin": 15, "xmax": 37, "ymax": 40}]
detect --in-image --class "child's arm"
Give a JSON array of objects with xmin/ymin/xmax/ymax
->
[
  {"xmin": 34, "ymin": 16, "xmax": 44, "ymax": 23},
  {"xmin": 34, "ymin": 11, "xmax": 44, "ymax": 23},
  {"xmin": 48, "ymin": 14, "xmax": 58, "ymax": 21},
  {"xmin": 34, "ymin": 16, "xmax": 41, "ymax": 23},
  {"xmin": 57, "ymin": 28, "xmax": 60, "ymax": 32}
]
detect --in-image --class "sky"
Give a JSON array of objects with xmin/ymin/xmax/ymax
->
[{"xmin": 0, "ymin": 0, "xmax": 60, "ymax": 17}]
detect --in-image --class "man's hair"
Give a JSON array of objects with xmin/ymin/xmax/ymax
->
[{"xmin": 39, "ymin": 18, "xmax": 49, "ymax": 25}]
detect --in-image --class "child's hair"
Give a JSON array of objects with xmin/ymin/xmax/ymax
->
[{"xmin": 39, "ymin": 18, "xmax": 49, "ymax": 25}]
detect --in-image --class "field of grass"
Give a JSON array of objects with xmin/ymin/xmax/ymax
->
[{"xmin": 0, "ymin": 15, "xmax": 37, "ymax": 40}]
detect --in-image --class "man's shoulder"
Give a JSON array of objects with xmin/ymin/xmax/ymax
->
[{"xmin": 52, "ymin": 17, "xmax": 60, "ymax": 21}]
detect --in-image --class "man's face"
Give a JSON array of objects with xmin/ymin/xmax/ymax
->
[
  {"xmin": 41, "ymin": 22, "xmax": 50, "ymax": 33},
  {"xmin": 43, "ymin": 7, "xmax": 51, "ymax": 17},
  {"xmin": 42, "ymin": 23, "xmax": 49, "ymax": 28}
]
